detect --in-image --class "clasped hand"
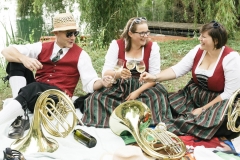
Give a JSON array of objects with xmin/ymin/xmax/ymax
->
[
  {"xmin": 125, "ymin": 91, "xmax": 141, "ymax": 101},
  {"xmin": 191, "ymin": 108, "xmax": 204, "ymax": 115}
]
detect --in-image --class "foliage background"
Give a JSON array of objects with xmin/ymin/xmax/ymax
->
[{"xmin": 14, "ymin": 0, "xmax": 240, "ymax": 48}]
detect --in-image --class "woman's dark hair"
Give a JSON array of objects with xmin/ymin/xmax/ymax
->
[
  {"xmin": 200, "ymin": 21, "xmax": 227, "ymax": 49},
  {"xmin": 120, "ymin": 17, "xmax": 148, "ymax": 52}
]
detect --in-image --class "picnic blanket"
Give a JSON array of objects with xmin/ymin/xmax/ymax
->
[
  {"xmin": 0, "ymin": 101, "xmax": 238, "ymax": 160},
  {"xmin": 0, "ymin": 110, "xmax": 127, "ymax": 160}
]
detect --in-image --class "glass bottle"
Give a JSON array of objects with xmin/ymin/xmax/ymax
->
[{"xmin": 73, "ymin": 129, "xmax": 97, "ymax": 148}]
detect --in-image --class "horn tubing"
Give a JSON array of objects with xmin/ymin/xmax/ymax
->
[
  {"xmin": 110, "ymin": 100, "xmax": 186, "ymax": 159},
  {"xmin": 11, "ymin": 89, "xmax": 78, "ymax": 153}
]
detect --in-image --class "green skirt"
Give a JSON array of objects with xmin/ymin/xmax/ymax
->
[
  {"xmin": 81, "ymin": 77, "xmax": 235, "ymax": 139},
  {"xmin": 163, "ymin": 79, "xmax": 230, "ymax": 140},
  {"xmin": 81, "ymin": 76, "xmax": 169, "ymax": 128}
]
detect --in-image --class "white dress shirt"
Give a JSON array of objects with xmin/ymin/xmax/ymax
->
[
  {"xmin": 12, "ymin": 42, "xmax": 100, "ymax": 93},
  {"xmin": 171, "ymin": 44, "xmax": 240, "ymax": 100}
]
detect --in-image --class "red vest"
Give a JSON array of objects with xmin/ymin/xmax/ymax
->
[
  {"xmin": 116, "ymin": 39, "xmax": 152, "ymax": 72},
  {"xmin": 192, "ymin": 46, "xmax": 233, "ymax": 92},
  {"xmin": 35, "ymin": 42, "xmax": 82, "ymax": 97}
]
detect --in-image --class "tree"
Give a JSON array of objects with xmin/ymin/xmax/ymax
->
[
  {"xmin": 17, "ymin": 0, "xmax": 65, "ymax": 17},
  {"xmin": 15, "ymin": 0, "xmax": 240, "ymax": 46},
  {"xmin": 77, "ymin": 0, "xmax": 138, "ymax": 48},
  {"xmin": 138, "ymin": 0, "xmax": 239, "ymax": 37}
]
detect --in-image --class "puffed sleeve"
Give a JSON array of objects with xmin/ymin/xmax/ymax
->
[
  {"xmin": 220, "ymin": 51, "xmax": 240, "ymax": 100},
  {"xmin": 148, "ymin": 42, "xmax": 160, "ymax": 74},
  {"xmin": 78, "ymin": 50, "xmax": 100, "ymax": 93},
  {"xmin": 12, "ymin": 42, "xmax": 42, "ymax": 58},
  {"xmin": 101, "ymin": 40, "xmax": 119, "ymax": 77},
  {"xmin": 171, "ymin": 44, "xmax": 200, "ymax": 78}
]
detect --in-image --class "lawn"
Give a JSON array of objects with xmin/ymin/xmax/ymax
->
[{"xmin": 1, "ymin": 37, "xmax": 240, "ymax": 109}]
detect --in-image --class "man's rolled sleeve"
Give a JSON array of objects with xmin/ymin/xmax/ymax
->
[
  {"xmin": 12, "ymin": 42, "xmax": 42, "ymax": 58},
  {"xmin": 78, "ymin": 50, "xmax": 100, "ymax": 93}
]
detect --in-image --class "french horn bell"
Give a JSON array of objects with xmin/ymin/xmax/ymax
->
[
  {"xmin": 109, "ymin": 100, "xmax": 186, "ymax": 159},
  {"xmin": 225, "ymin": 88, "xmax": 240, "ymax": 132},
  {"xmin": 11, "ymin": 89, "xmax": 80, "ymax": 154}
]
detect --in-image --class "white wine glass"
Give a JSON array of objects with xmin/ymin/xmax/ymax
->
[
  {"xmin": 136, "ymin": 60, "xmax": 146, "ymax": 84},
  {"xmin": 126, "ymin": 60, "xmax": 136, "ymax": 80},
  {"xmin": 112, "ymin": 59, "xmax": 125, "ymax": 83},
  {"xmin": 126, "ymin": 60, "xmax": 136, "ymax": 70},
  {"xmin": 136, "ymin": 60, "xmax": 145, "ymax": 74}
]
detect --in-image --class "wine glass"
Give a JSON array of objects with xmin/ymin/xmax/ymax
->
[
  {"xmin": 112, "ymin": 59, "xmax": 125, "ymax": 83},
  {"xmin": 136, "ymin": 60, "xmax": 146, "ymax": 84},
  {"xmin": 126, "ymin": 60, "xmax": 136, "ymax": 80},
  {"xmin": 136, "ymin": 60, "xmax": 145, "ymax": 74},
  {"xmin": 126, "ymin": 60, "xmax": 136, "ymax": 70}
]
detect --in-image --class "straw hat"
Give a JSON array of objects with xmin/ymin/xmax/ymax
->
[
  {"xmin": 51, "ymin": 13, "xmax": 78, "ymax": 32},
  {"xmin": 101, "ymin": 146, "xmax": 150, "ymax": 160}
]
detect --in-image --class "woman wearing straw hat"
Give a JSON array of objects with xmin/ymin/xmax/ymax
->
[{"xmin": 0, "ymin": 13, "xmax": 111, "ymax": 138}]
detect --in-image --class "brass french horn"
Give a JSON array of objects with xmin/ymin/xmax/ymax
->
[
  {"xmin": 11, "ymin": 89, "xmax": 81, "ymax": 154},
  {"xmin": 225, "ymin": 88, "xmax": 240, "ymax": 132},
  {"xmin": 109, "ymin": 100, "xmax": 186, "ymax": 159}
]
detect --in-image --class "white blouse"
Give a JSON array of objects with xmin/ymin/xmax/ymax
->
[
  {"xmin": 171, "ymin": 44, "xmax": 240, "ymax": 100},
  {"xmin": 102, "ymin": 40, "xmax": 161, "ymax": 77},
  {"xmin": 12, "ymin": 42, "xmax": 100, "ymax": 93}
]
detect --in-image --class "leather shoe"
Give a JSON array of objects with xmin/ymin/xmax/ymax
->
[
  {"xmin": 3, "ymin": 147, "xmax": 25, "ymax": 160},
  {"xmin": 8, "ymin": 116, "xmax": 30, "ymax": 139}
]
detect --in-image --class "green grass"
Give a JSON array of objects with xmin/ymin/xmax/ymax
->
[{"xmin": 1, "ymin": 38, "xmax": 240, "ymax": 109}]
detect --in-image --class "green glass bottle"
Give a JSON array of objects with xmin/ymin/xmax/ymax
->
[{"xmin": 73, "ymin": 129, "xmax": 97, "ymax": 148}]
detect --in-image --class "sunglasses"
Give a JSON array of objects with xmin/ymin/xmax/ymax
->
[
  {"xmin": 129, "ymin": 17, "xmax": 147, "ymax": 31},
  {"xmin": 211, "ymin": 20, "xmax": 220, "ymax": 29},
  {"xmin": 66, "ymin": 31, "xmax": 79, "ymax": 38},
  {"xmin": 133, "ymin": 31, "xmax": 151, "ymax": 37}
]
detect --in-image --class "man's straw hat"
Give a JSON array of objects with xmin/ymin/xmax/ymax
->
[{"xmin": 51, "ymin": 13, "xmax": 78, "ymax": 32}]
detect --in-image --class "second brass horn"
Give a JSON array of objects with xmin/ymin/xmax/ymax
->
[
  {"xmin": 11, "ymin": 89, "xmax": 78, "ymax": 154},
  {"xmin": 224, "ymin": 88, "xmax": 240, "ymax": 132},
  {"xmin": 109, "ymin": 100, "xmax": 186, "ymax": 159}
]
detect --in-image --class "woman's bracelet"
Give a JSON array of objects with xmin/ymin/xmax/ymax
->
[{"xmin": 202, "ymin": 107, "xmax": 206, "ymax": 112}]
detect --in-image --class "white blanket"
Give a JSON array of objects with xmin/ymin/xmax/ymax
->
[{"xmin": 0, "ymin": 110, "xmax": 126, "ymax": 160}]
